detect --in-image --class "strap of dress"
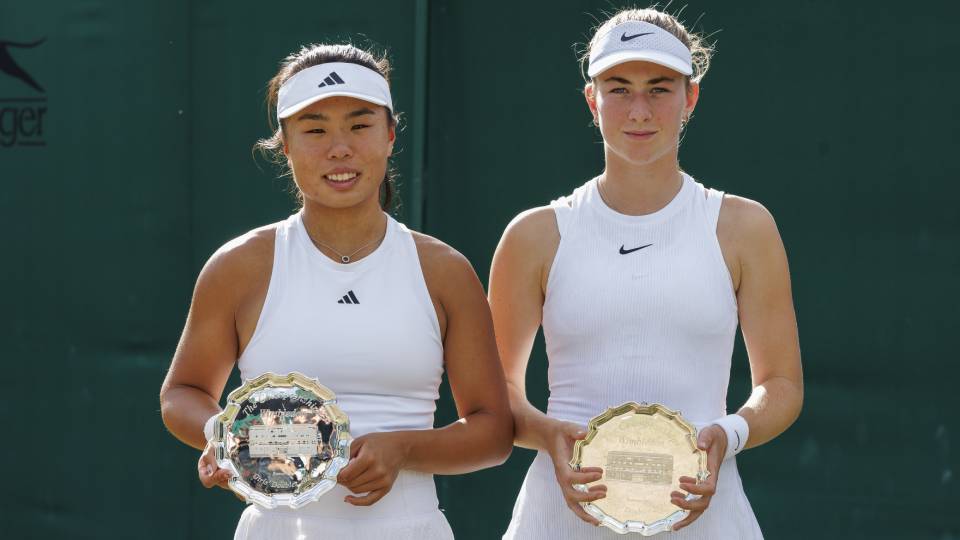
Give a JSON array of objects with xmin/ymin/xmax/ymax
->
[
  {"xmin": 550, "ymin": 196, "xmax": 573, "ymax": 238},
  {"xmin": 704, "ymin": 187, "xmax": 725, "ymax": 232}
]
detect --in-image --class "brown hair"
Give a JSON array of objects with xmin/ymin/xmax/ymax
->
[
  {"xmin": 581, "ymin": 7, "xmax": 715, "ymax": 86},
  {"xmin": 255, "ymin": 43, "xmax": 399, "ymax": 210}
]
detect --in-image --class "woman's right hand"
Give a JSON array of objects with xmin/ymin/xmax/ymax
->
[
  {"xmin": 197, "ymin": 441, "xmax": 232, "ymax": 490},
  {"xmin": 546, "ymin": 420, "xmax": 607, "ymax": 526}
]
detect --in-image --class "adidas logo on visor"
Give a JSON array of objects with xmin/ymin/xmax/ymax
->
[{"xmin": 317, "ymin": 71, "xmax": 345, "ymax": 88}]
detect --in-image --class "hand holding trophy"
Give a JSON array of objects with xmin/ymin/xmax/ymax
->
[
  {"xmin": 668, "ymin": 424, "xmax": 727, "ymax": 531},
  {"xmin": 198, "ymin": 440, "xmax": 232, "ymax": 491},
  {"xmin": 570, "ymin": 402, "xmax": 710, "ymax": 536},
  {"xmin": 208, "ymin": 372, "xmax": 352, "ymax": 509}
]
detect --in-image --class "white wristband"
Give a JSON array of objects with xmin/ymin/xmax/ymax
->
[
  {"xmin": 711, "ymin": 414, "xmax": 749, "ymax": 461},
  {"xmin": 203, "ymin": 412, "xmax": 220, "ymax": 443}
]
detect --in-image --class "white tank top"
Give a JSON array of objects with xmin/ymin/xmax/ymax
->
[
  {"xmin": 233, "ymin": 212, "xmax": 453, "ymax": 538},
  {"xmin": 504, "ymin": 174, "xmax": 763, "ymax": 539}
]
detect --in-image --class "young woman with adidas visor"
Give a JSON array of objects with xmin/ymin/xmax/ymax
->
[
  {"xmin": 159, "ymin": 43, "xmax": 512, "ymax": 539},
  {"xmin": 490, "ymin": 8, "xmax": 803, "ymax": 539}
]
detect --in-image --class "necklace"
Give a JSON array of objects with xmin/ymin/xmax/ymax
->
[{"xmin": 310, "ymin": 228, "xmax": 385, "ymax": 263}]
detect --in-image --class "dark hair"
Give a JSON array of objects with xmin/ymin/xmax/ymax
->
[
  {"xmin": 255, "ymin": 43, "xmax": 399, "ymax": 210},
  {"xmin": 581, "ymin": 7, "xmax": 715, "ymax": 86}
]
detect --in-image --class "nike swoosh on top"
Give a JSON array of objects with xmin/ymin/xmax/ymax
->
[
  {"xmin": 621, "ymin": 32, "xmax": 654, "ymax": 42},
  {"xmin": 619, "ymin": 244, "xmax": 653, "ymax": 254}
]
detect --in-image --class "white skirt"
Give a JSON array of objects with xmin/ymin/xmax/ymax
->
[
  {"xmin": 503, "ymin": 452, "xmax": 763, "ymax": 540},
  {"xmin": 234, "ymin": 471, "xmax": 454, "ymax": 540}
]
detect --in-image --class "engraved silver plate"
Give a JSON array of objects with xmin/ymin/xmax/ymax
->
[
  {"xmin": 211, "ymin": 372, "xmax": 351, "ymax": 509},
  {"xmin": 571, "ymin": 402, "xmax": 709, "ymax": 536}
]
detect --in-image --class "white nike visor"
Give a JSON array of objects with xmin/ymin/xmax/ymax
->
[
  {"xmin": 277, "ymin": 62, "xmax": 393, "ymax": 120},
  {"xmin": 587, "ymin": 20, "xmax": 692, "ymax": 78}
]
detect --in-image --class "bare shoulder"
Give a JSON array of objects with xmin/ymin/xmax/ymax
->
[
  {"xmin": 716, "ymin": 194, "xmax": 789, "ymax": 292},
  {"xmin": 195, "ymin": 223, "xmax": 279, "ymax": 299},
  {"xmin": 500, "ymin": 205, "xmax": 559, "ymax": 248},
  {"xmin": 409, "ymin": 231, "xmax": 485, "ymax": 336},
  {"xmin": 410, "ymin": 231, "xmax": 477, "ymax": 285},
  {"xmin": 718, "ymin": 194, "xmax": 782, "ymax": 246},
  {"xmin": 492, "ymin": 205, "xmax": 560, "ymax": 288},
  {"xmin": 218, "ymin": 223, "xmax": 276, "ymax": 258}
]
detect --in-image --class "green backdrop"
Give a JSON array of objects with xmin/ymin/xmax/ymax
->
[{"xmin": 1, "ymin": 1, "xmax": 956, "ymax": 538}]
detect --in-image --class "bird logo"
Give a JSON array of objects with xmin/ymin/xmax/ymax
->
[{"xmin": 0, "ymin": 38, "xmax": 45, "ymax": 93}]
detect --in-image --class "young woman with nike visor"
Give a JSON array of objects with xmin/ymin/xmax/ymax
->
[
  {"xmin": 159, "ymin": 43, "xmax": 513, "ymax": 540},
  {"xmin": 491, "ymin": 8, "xmax": 803, "ymax": 539}
]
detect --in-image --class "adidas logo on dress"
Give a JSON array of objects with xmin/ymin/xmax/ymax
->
[
  {"xmin": 317, "ymin": 72, "xmax": 345, "ymax": 88},
  {"xmin": 337, "ymin": 290, "xmax": 360, "ymax": 304}
]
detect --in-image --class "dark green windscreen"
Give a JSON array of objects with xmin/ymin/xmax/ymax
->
[{"xmin": 1, "ymin": 1, "xmax": 956, "ymax": 538}]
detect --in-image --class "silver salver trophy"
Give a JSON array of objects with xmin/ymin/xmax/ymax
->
[
  {"xmin": 210, "ymin": 372, "xmax": 352, "ymax": 509},
  {"xmin": 570, "ymin": 402, "xmax": 709, "ymax": 535}
]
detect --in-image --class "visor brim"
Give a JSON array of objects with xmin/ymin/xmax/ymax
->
[
  {"xmin": 278, "ymin": 92, "xmax": 392, "ymax": 120},
  {"xmin": 588, "ymin": 50, "xmax": 693, "ymax": 78}
]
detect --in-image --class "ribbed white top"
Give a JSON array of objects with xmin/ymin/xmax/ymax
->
[
  {"xmin": 504, "ymin": 174, "xmax": 763, "ymax": 539},
  {"xmin": 544, "ymin": 173, "xmax": 737, "ymax": 426},
  {"xmin": 239, "ymin": 212, "xmax": 443, "ymax": 437},
  {"xmin": 234, "ymin": 212, "xmax": 452, "ymax": 537}
]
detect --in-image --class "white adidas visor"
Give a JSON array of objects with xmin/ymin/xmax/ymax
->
[
  {"xmin": 277, "ymin": 62, "xmax": 393, "ymax": 121},
  {"xmin": 587, "ymin": 20, "xmax": 692, "ymax": 78}
]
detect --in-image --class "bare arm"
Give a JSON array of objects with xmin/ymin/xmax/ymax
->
[
  {"xmin": 159, "ymin": 230, "xmax": 272, "ymax": 450},
  {"xmin": 399, "ymin": 239, "xmax": 514, "ymax": 473},
  {"xmin": 487, "ymin": 207, "xmax": 562, "ymax": 451},
  {"xmin": 488, "ymin": 207, "xmax": 606, "ymax": 524},
  {"xmin": 720, "ymin": 196, "xmax": 804, "ymax": 448},
  {"xmin": 335, "ymin": 237, "xmax": 514, "ymax": 506}
]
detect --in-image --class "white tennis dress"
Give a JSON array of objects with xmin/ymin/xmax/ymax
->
[
  {"xmin": 503, "ymin": 174, "xmax": 764, "ymax": 539},
  {"xmin": 233, "ymin": 212, "xmax": 454, "ymax": 540}
]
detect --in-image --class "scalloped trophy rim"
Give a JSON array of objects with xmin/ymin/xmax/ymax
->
[
  {"xmin": 226, "ymin": 371, "xmax": 337, "ymax": 406},
  {"xmin": 570, "ymin": 401, "xmax": 710, "ymax": 536},
  {"xmin": 212, "ymin": 371, "xmax": 352, "ymax": 508}
]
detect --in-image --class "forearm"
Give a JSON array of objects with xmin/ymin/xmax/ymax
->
[
  {"xmin": 160, "ymin": 384, "xmax": 221, "ymax": 450},
  {"xmin": 506, "ymin": 382, "xmax": 561, "ymax": 452},
  {"xmin": 736, "ymin": 375, "xmax": 803, "ymax": 449},
  {"xmin": 400, "ymin": 407, "xmax": 513, "ymax": 475}
]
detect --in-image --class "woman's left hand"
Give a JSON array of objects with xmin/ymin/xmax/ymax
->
[
  {"xmin": 337, "ymin": 431, "xmax": 410, "ymax": 506},
  {"xmin": 670, "ymin": 424, "xmax": 728, "ymax": 531}
]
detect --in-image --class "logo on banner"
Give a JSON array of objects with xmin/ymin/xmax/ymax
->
[{"xmin": 1, "ymin": 37, "xmax": 47, "ymax": 148}]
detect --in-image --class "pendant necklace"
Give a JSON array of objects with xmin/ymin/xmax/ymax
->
[{"xmin": 310, "ymin": 230, "xmax": 385, "ymax": 263}]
